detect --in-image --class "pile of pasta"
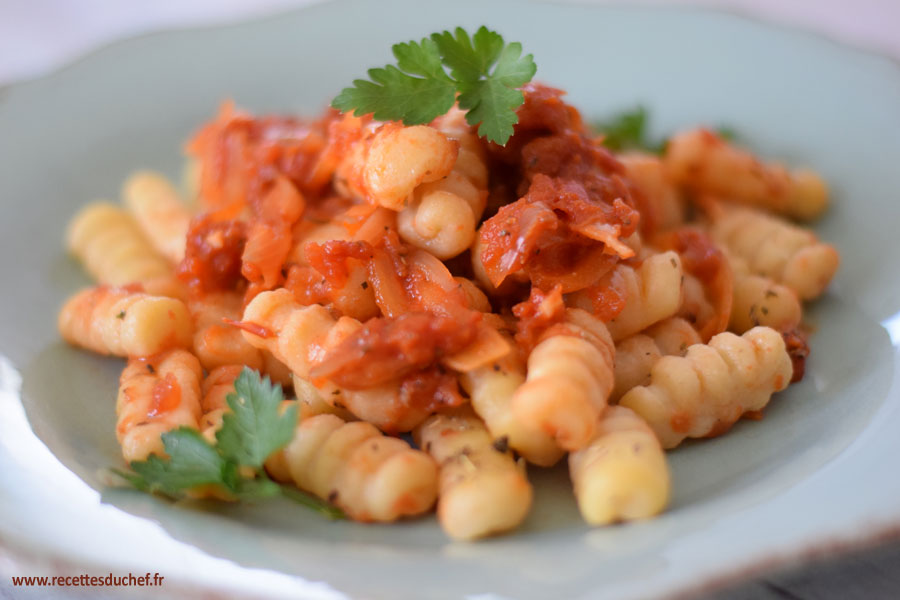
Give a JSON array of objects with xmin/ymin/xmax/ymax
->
[{"xmin": 58, "ymin": 83, "xmax": 838, "ymax": 540}]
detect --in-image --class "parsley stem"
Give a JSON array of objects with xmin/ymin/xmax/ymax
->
[{"xmin": 279, "ymin": 484, "xmax": 346, "ymax": 520}]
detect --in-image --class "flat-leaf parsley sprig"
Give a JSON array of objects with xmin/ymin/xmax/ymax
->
[
  {"xmin": 112, "ymin": 367, "xmax": 343, "ymax": 519},
  {"xmin": 332, "ymin": 26, "xmax": 537, "ymax": 146}
]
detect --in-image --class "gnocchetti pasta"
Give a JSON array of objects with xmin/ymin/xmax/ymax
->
[{"xmin": 58, "ymin": 80, "xmax": 838, "ymax": 540}]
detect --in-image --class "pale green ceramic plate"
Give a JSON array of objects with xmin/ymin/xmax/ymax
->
[{"xmin": 1, "ymin": 1, "xmax": 899, "ymax": 599}]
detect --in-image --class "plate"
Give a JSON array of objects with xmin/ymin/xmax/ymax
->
[{"xmin": 1, "ymin": 1, "xmax": 899, "ymax": 599}]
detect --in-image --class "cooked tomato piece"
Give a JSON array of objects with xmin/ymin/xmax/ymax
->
[{"xmin": 309, "ymin": 311, "xmax": 480, "ymax": 389}]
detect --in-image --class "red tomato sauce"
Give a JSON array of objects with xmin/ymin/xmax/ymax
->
[
  {"xmin": 654, "ymin": 227, "xmax": 733, "ymax": 341},
  {"xmin": 222, "ymin": 318, "xmax": 275, "ymax": 340},
  {"xmin": 479, "ymin": 174, "xmax": 635, "ymax": 290},
  {"xmin": 178, "ymin": 216, "xmax": 247, "ymax": 296},
  {"xmin": 512, "ymin": 285, "xmax": 566, "ymax": 351},
  {"xmin": 148, "ymin": 373, "xmax": 182, "ymax": 417},
  {"xmin": 187, "ymin": 102, "xmax": 348, "ymax": 210},
  {"xmin": 398, "ymin": 366, "xmax": 465, "ymax": 413},
  {"xmin": 284, "ymin": 265, "xmax": 333, "ymax": 306},
  {"xmin": 578, "ymin": 268, "xmax": 629, "ymax": 323},
  {"xmin": 478, "ymin": 85, "xmax": 638, "ymax": 292},
  {"xmin": 783, "ymin": 329, "xmax": 809, "ymax": 383},
  {"xmin": 305, "ymin": 240, "xmax": 375, "ymax": 289},
  {"xmin": 309, "ymin": 311, "xmax": 480, "ymax": 389}
]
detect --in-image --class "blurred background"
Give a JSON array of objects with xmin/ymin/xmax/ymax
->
[{"xmin": 1, "ymin": 0, "xmax": 899, "ymax": 85}]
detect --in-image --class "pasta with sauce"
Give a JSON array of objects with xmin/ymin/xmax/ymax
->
[{"xmin": 58, "ymin": 80, "xmax": 836, "ymax": 539}]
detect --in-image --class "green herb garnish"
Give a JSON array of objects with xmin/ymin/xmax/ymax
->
[
  {"xmin": 595, "ymin": 106, "xmax": 741, "ymax": 154},
  {"xmin": 332, "ymin": 26, "xmax": 536, "ymax": 145},
  {"xmin": 715, "ymin": 125, "xmax": 739, "ymax": 143},
  {"xmin": 595, "ymin": 106, "xmax": 663, "ymax": 154},
  {"xmin": 114, "ymin": 367, "xmax": 343, "ymax": 519}
]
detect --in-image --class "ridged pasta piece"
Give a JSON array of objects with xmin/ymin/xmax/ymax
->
[
  {"xmin": 58, "ymin": 286, "xmax": 192, "ymax": 357},
  {"xmin": 711, "ymin": 205, "xmax": 839, "ymax": 300},
  {"xmin": 287, "ymin": 214, "xmax": 384, "ymax": 321},
  {"xmin": 198, "ymin": 364, "xmax": 242, "ymax": 442},
  {"xmin": 619, "ymin": 326, "xmax": 793, "ymax": 448},
  {"xmin": 66, "ymin": 201, "xmax": 172, "ymax": 286},
  {"xmin": 459, "ymin": 340, "xmax": 564, "ymax": 467},
  {"xmin": 726, "ymin": 251, "xmax": 802, "ymax": 333},
  {"xmin": 265, "ymin": 372, "xmax": 357, "ymax": 481},
  {"xmin": 619, "ymin": 152, "xmax": 684, "ymax": 234},
  {"xmin": 397, "ymin": 111, "xmax": 488, "ymax": 259},
  {"xmin": 665, "ymin": 128, "xmax": 828, "ymax": 220},
  {"xmin": 469, "ymin": 232, "xmax": 530, "ymax": 298},
  {"xmin": 240, "ymin": 289, "xmax": 434, "ymax": 432},
  {"xmin": 512, "ymin": 308, "xmax": 615, "ymax": 451},
  {"xmin": 678, "ymin": 272, "xmax": 718, "ymax": 337},
  {"xmin": 612, "ymin": 317, "xmax": 701, "ymax": 401},
  {"xmin": 651, "ymin": 227, "xmax": 733, "ymax": 343},
  {"xmin": 292, "ymin": 374, "xmax": 356, "ymax": 421},
  {"xmin": 140, "ymin": 276, "xmax": 187, "ymax": 300},
  {"xmin": 122, "ymin": 171, "xmax": 192, "ymax": 264},
  {"xmin": 339, "ymin": 123, "xmax": 458, "ymax": 211},
  {"xmin": 116, "ymin": 349, "xmax": 202, "ymax": 462},
  {"xmin": 296, "ymin": 358, "xmax": 437, "ymax": 434},
  {"xmin": 414, "ymin": 410, "xmax": 532, "ymax": 540},
  {"xmin": 260, "ymin": 399, "xmax": 305, "ymax": 485},
  {"xmin": 189, "ymin": 292, "xmax": 265, "ymax": 372},
  {"xmin": 288, "ymin": 219, "xmax": 351, "ymax": 264},
  {"xmin": 240, "ymin": 289, "xmax": 341, "ymax": 377},
  {"xmin": 571, "ymin": 251, "xmax": 683, "ymax": 341},
  {"xmin": 268, "ymin": 413, "xmax": 438, "ymax": 522},
  {"xmin": 181, "ymin": 157, "xmax": 201, "ymax": 208},
  {"xmin": 608, "ymin": 251, "xmax": 684, "ymax": 340},
  {"xmin": 262, "ymin": 351, "xmax": 294, "ymax": 389},
  {"xmin": 569, "ymin": 406, "xmax": 670, "ymax": 525},
  {"xmin": 454, "ymin": 277, "xmax": 492, "ymax": 313}
]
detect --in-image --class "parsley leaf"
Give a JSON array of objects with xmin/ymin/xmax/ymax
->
[
  {"xmin": 431, "ymin": 27, "xmax": 504, "ymax": 82},
  {"xmin": 114, "ymin": 368, "xmax": 342, "ymax": 518},
  {"xmin": 128, "ymin": 428, "xmax": 226, "ymax": 496},
  {"xmin": 595, "ymin": 106, "xmax": 663, "ymax": 153},
  {"xmin": 334, "ymin": 65, "xmax": 457, "ymax": 125},
  {"xmin": 228, "ymin": 469, "xmax": 283, "ymax": 500},
  {"xmin": 715, "ymin": 126, "xmax": 739, "ymax": 143},
  {"xmin": 216, "ymin": 368, "xmax": 297, "ymax": 468},
  {"xmin": 394, "ymin": 38, "xmax": 452, "ymax": 81},
  {"xmin": 332, "ymin": 26, "xmax": 536, "ymax": 145},
  {"xmin": 595, "ymin": 107, "xmax": 742, "ymax": 155}
]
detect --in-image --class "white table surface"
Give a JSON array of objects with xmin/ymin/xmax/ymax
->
[{"xmin": 1, "ymin": 1, "xmax": 899, "ymax": 599}]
